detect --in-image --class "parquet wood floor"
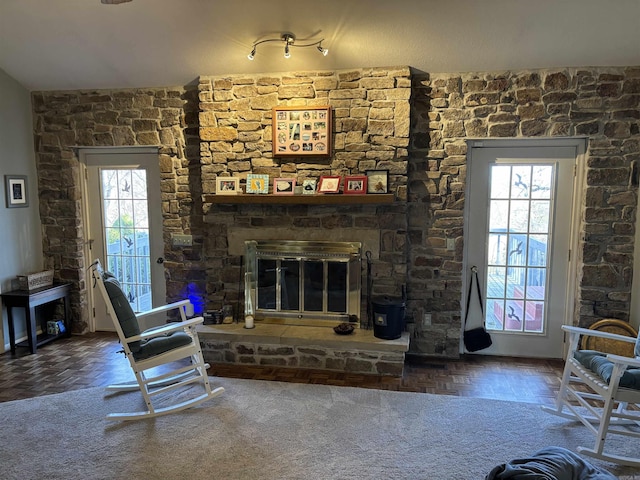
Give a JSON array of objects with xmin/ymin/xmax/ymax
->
[{"xmin": 0, "ymin": 332, "xmax": 564, "ymax": 404}]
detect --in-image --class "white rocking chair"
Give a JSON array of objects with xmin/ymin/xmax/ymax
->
[
  {"xmin": 91, "ymin": 259, "xmax": 224, "ymax": 421},
  {"xmin": 541, "ymin": 323, "xmax": 640, "ymax": 466}
]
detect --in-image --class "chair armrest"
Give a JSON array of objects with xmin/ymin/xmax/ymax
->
[
  {"xmin": 124, "ymin": 316, "xmax": 205, "ymax": 343},
  {"xmin": 605, "ymin": 353, "xmax": 640, "ymax": 368},
  {"xmin": 135, "ymin": 300, "xmax": 190, "ymax": 320},
  {"xmin": 562, "ymin": 325, "xmax": 637, "ymax": 344}
]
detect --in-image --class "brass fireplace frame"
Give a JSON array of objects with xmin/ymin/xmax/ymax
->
[{"xmin": 244, "ymin": 240, "xmax": 362, "ymax": 327}]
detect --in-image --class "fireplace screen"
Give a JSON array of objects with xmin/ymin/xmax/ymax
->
[{"xmin": 245, "ymin": 240, "xmax": 362, "ymax": 326}]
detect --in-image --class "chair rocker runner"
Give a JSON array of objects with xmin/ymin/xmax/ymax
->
[
  {"xmin": 541, "ymin": 323, "xmax": 640, "ymax": 467},
  {"xmin": 91, "ymin": 259, "xmax": 224, "ymax": 420}
]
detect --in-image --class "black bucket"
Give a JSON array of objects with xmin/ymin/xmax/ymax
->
[{"xmin": 372, "ymin": 296, "xmax": 406, "ymax": 340}]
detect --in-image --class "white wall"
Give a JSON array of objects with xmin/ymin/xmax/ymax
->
[{"xmin": 0, "ymin": 67, "xmax": 44, "ymax": 351}]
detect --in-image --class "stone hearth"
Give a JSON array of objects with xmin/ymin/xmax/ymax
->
[{"xmin": 198, "ymin": 323, "xmax": 410, "ymax": 376}]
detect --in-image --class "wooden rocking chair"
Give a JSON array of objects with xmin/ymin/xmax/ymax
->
[
  {"xmin": 541, "ymin": 322, "xmax": 640, "ymax": 466},
  {"xmin": 91, "ymin": 259, "xmax": 224, "ymax": 421}
]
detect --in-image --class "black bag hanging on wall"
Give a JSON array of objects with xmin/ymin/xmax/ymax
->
[{"xmin": 463, "ymin": 266, "xmax": 493, "ymax": 352}]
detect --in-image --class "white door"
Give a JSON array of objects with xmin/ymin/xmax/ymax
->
[
  {"xmin": 463, "ymin": 140, "xmax": 584, "ymax": 358},
  {"xmin": 81, "ymin": 148, "xmax": 166, "ymax": 332}
]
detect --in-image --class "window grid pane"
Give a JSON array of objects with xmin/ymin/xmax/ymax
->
[
  {"xmin": 486, "ymin": 164, "xmax": 554, "ymax": 334},
  {"xmin": 102, "ymin": 168, "xmax": 151, "ymax": 313}
]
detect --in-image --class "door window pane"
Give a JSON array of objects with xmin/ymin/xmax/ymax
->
[
  {"xmin": 511, "ymin": 166, "xmax": 531, "ymax": 199},
  {"xmin": 490, "ymin": 166, "xmax": 511, "ymax": 198},
  {"xmin": 488, "ymin": 234, "xmax": 507, "ymax": 265},
  {"xmin": 101, "ymin": 168, "xmax": 151, "ymax": 313},
  {"xmin": 489, "ymin": 200, "xmax": 509, "ymax": 230},
  {"xmin": 531, "ymin": 166, "xmax": 553, "ymax": 199},
  {"xmin": 530, "ymin": 201, "xmax": 550, "ymax": 233},
  {"xmin": 486, "ymin": 164, "xmax": 555, "ymax": 335}
]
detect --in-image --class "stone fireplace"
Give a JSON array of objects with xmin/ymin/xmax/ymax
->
[
  {"xmin": 197, "ymin": 68, "xmax": 411, "ymax": 321},
  {"xmin": 245, "ymin": 240, "xmax": 362, "ymax": 326},
  {"xmin": 194, "ymin": 67, "xmax": 412, "ymax": 374}
]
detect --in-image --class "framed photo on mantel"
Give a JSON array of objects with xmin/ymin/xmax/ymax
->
[{"xmin": 272, "ymin": 106, "xmax": 332, "ymax": 158}]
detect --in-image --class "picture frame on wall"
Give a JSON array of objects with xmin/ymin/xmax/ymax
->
[
  {"xmin": 216, "ymin": 177, "xmax": 240, "ymax": 195},
  {"xmin": 344, "ymin": 175, "xmax": 367, "ymax": 195},
  {"xmin": 5, "ymin": 175, "xmax": 28, "ymax": 208},
  {"xmin": 317, "ymin": 175, "xmax": 341, "ymax": 194},
  {"xmin": 246, "ymin": 174, "xmax": 269, "ymax": 194},
  {"xmin": 273, "ymin": 178, "xmax": 296, "ymax": 195},
  {"xmin": 272, "ymin": 106, "xmax": 332, "ymax": 158},
  {"xmin": 365, "ymin": 169, "xmax": 389, "ymax": 194}
]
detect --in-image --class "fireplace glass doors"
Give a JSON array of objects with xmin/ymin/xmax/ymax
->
[{"xmin": 245, "ymin": 241, "xmax": 362, "ymax": 326}]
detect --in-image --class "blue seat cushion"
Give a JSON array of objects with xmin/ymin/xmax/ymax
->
[
  {"xmin": 102, "ymin": 276, "xmax": 142, "ymax": 352},
  {"xmin": 574, "ymin": 350, "xmax": 640, "ymax": 389},
  {"xmin": 101, "ymin": 270, "xmax": 193, "ymax": 360},
  {"xmin": 134, "ymin": 331, "xmax": 193, "ymax": 361}
]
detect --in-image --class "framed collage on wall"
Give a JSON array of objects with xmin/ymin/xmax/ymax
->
[{"xmin": 272, "ymin": 106, "xmax": 331, "ymax": 158}]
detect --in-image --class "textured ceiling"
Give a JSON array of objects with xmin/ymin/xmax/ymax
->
[{"xmin": 1, "ymin": 0, "xmax": 639, "ymax": 91}]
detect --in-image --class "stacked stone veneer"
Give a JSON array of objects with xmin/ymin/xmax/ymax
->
[
  {"xmin": 408, "ymin": 67, "xmax": 640, "ymax": 356},
  {"xmin": 30, "ymin": 65, "xmax": 640, "ymax": 360},
  {"xmin": 197, "ymin": 68, "xmax": 411, "ymax": 311},
  {"xmin": 31, "ymin": 87, "xmax": 201, "ymax": 331},
  {"xmin": 200, "ymin": 337, "xmax": 405, "ymax": 376}
]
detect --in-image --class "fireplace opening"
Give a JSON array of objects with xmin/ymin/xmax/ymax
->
[{"xmin": 245, "ymin": 240, "xmax": 362, "ymax": 327}]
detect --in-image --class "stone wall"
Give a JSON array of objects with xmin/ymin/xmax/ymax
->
[
  {"xmin": 197, "ymin": 68, "xmax": 411, "ymax": 312},
  {"xmin": 30, "ymin": 65, "xmax": 640, "ymax": 360},
  {"xmin": 407, "ymin": 67, "xmax": 640, "ymax": 356},
  {"xmin": 200, "ymin": 337, "xmax": 406, "ymax": 376},
  {"xmin": 31, "ymin": 87, "xmax": 202, "ymax": 331}
]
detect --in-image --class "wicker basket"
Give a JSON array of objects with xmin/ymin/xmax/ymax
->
[{"xmin": 17, "ymin": 270, "xmax": 54, "ymax": 290}]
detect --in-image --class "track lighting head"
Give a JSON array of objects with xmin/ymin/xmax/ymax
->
[
  {"xmin": 282, "ymin": 33, "xmax": 294, "ymax": 59},
  {"xmin": 247, "ymin": 32, "xmax": 329, "ymax": 61}
]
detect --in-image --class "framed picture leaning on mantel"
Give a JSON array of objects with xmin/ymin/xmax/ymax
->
[
  {"xmin": 317, "ymin": 175, "xmax": 341, "ymax": 194},
  {"xmin": 273, "ymin": 178, "xmax": 296, "ymax": 195},
  {"xmin": 344, "ymin": 175, "xmax": 367, "ymax": 195},
  {"xmin": 272, "ymin": 106, "xmax": 331, "ymax": 158},
  {"xmin": 246, "ymin": 174, "xmax": 269, "ymax": 194},
  {"xmin": 216, "ymin": 177, "xmax": 240, "ymax": 195},
  {"xmin": 365, "ymin": 169, "xmax": 389, "ymax": 194}
]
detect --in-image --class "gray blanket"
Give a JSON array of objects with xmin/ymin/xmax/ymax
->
[{"xmin": 485, "ymin": 447, "xmax": 617, "ymax": 480}]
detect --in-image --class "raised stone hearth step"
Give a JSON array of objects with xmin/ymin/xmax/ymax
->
[{"xmin": 198, "ymin": 323, "xmax": 410, "ymax": 376}]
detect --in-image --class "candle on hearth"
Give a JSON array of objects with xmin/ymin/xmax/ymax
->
[{"xmin": 245, "ymin": 315, "xmax": 254, "ymax": 329}]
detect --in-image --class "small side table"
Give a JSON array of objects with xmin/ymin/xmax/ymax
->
[{"xmin": 2, "ymin": 283, "xmax": 71, "ymax": 354}]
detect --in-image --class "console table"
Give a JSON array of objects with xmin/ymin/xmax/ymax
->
[{"xmin": 2, "ymin": 283, "xmax": 71, "ymax": 354}]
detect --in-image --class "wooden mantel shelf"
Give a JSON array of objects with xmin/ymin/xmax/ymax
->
[{"xmin": 203, "ymin": 194, "xmax": 395, "ymax": 205}]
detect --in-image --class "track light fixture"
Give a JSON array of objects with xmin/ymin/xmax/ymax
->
[
  {"xmin": 247, "ymin": 32, "xmax": 329, "ymax": 61},
  {"xmin": 317, "ymin": 43, "xmax": 329, "ymax": 56}
]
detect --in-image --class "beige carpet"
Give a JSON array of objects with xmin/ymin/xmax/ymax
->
[{"xmin": 1, "ymin": 377, "xmax": 638, "ymax": 480}]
